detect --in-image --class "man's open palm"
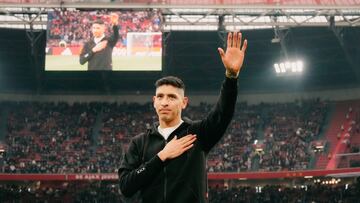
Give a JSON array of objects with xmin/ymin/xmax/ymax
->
[{"xmin": 218, "ymin": 32, "xmax": 248, "ymax": 75}]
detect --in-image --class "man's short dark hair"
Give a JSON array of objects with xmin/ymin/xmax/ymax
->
[
  {"xmin": 155, "ymin": 76, "xmax": 185, "ymax": 91},
  {"xmin": 93, "ymin": 19, "xmax": 105, "ymax": 25}
]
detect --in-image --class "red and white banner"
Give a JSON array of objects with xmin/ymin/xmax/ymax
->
[{"xmin": 1, "ymin": 167, "xmax": 360, "ymax": 181}]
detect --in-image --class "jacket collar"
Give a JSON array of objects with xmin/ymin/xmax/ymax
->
[{"xmin": 149, "ymin": 118, "xmax": 192, "ymax": 138}]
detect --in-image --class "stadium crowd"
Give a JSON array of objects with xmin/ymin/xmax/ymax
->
[
  {"xmin": 3, "ymin": 102, "xmax": 99, "ymax": 173},
  {"xmin": 208, "ymin": 182, "xmax": 360, "ymax": 203},
  {"xmin": 47, "ymin": 10, "xmax": 161, "ymax": 47},
  {"xmin": 1, "ymin": 99, "xmax": 329, "ymax": 174},
  {"xmin": 1, "ymin": 181, "xmax": 359, "ymax": 203},
  {"xmin": 207, "ymin": 102, "xmax": 261, "ymax": 172},
  {"xmin": 259, "ymin": 100, "xmax": 328, "ymax": 171}
]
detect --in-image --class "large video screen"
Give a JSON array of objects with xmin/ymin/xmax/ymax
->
[{"xmin": 45, "ymin": 10, "xmax": 162, "ymax": 71}]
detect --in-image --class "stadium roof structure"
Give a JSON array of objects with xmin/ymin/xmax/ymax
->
[{"xmin": 0, "ymin": 0, "xmax": 360, "ymax": 29}]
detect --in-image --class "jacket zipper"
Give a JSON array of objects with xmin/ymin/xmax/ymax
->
[{"xmin": 164, "ymin": 139, "xmax": 168, "ymax": 202}]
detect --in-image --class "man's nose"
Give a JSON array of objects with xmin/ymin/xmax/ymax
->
[{"xmin": 160, "ymin": 98, "xmax": 169, "ymax": 106}]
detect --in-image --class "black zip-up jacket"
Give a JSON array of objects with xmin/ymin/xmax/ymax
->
[{"xmin": 118, "ymin": 77, "xmax": 238, "ymax": 203}]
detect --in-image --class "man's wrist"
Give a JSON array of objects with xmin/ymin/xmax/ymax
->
[
  {"xmin": 157, "ymin": 151, "xmax": 167, "ymax": 162},
  {"xmin": 225, "ymin": 70, "xmax": 239, "ymax": 79}
]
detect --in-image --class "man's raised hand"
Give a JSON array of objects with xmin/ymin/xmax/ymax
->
[
  {"xmin": 218, "ymin": 32, "xmax": 248, "ymax": 78},
  {"xmin": 110, "ymin": 13, "xmax": 119, "ymax": 25}
]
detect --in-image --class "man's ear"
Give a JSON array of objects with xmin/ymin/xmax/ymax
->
[
  {"xmin": 182, "ymin": 97, "xmax": 189, "ymax": 109},
  {"xmin": 152, "ymin": 96, "xmax": 156, "ymax": 108}
]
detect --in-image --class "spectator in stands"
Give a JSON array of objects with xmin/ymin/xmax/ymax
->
[
  {"xmin": 79, "ymin": 13, "xmax": 119, "ymax": 70},
  {"xmin": 118, "ymin": 32, "xmax": 247, "ymax": 203}
]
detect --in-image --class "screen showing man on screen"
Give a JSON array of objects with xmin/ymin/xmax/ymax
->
[
  {"xmin": 79, "ymin": 13, "xmax": 119, "ymax": 70},
  {"xmin": 45, "ymin": 10, "xmax": 162, "ymax": 71}
]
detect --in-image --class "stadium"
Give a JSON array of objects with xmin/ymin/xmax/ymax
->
[{"xmin": 0, "ymin": 0, "xmax": 360, "ymax": 202}]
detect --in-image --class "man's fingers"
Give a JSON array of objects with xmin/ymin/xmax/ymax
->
[
  {"xmin": 101, "ymin": 41, "xmax": 108, "ymax": 47},
  {"xmin": 178, "ymin": 134, "xmax": 196, "ymax": 143},
  {"xmin": 233, "ymin": 32, "xmax": 238, "ymax": 48},
  {"xmin": 166, "ymin": 136, "xmax": 177, "ymax": 144},
  {"xmin": 178, "ymin": 134, "xmax": 195, "ymax": 140},
  {"xmin": 232, "ymin": 32, "xmax": 237, "ymax": 48},
  {"xmin": 181, "ymin": 136, "xmax": 197, "ymax": 146},
  {"xmin": 237, "ymin": 32, "xmax": 242, "ymax": 48},
  {"xmin": 164, "ymin": 134, "xmax": 196, "ymax": 159},
  {"xmin": 218, "ymin": 48, "xmax": 225, "ymax": 60},
  {"xmin": 182, "ymin": 144, "xmax": 194, "ymax": 152},
  {"xmin": 224, "ymin": 32, "xmax": 245, "ymax": 49},
  {"xmin": 227, "ymin": 32, "xmax": 232, "ymax": 47},
  {"xmin": 241, "ymin": 39, "xmax": 248, "ymax": 52},
  {"xmin": 99, "ymin": 41, "xmax": 107, "ymax": 46},
  {"xmin": 93, "ymin": 41, "xmax": 108, "ymax": 52}
]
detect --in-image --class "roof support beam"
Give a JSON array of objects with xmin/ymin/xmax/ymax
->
[{"xmin": 1, "ymin": 2, "xmax": 360, "ymax": 9}]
